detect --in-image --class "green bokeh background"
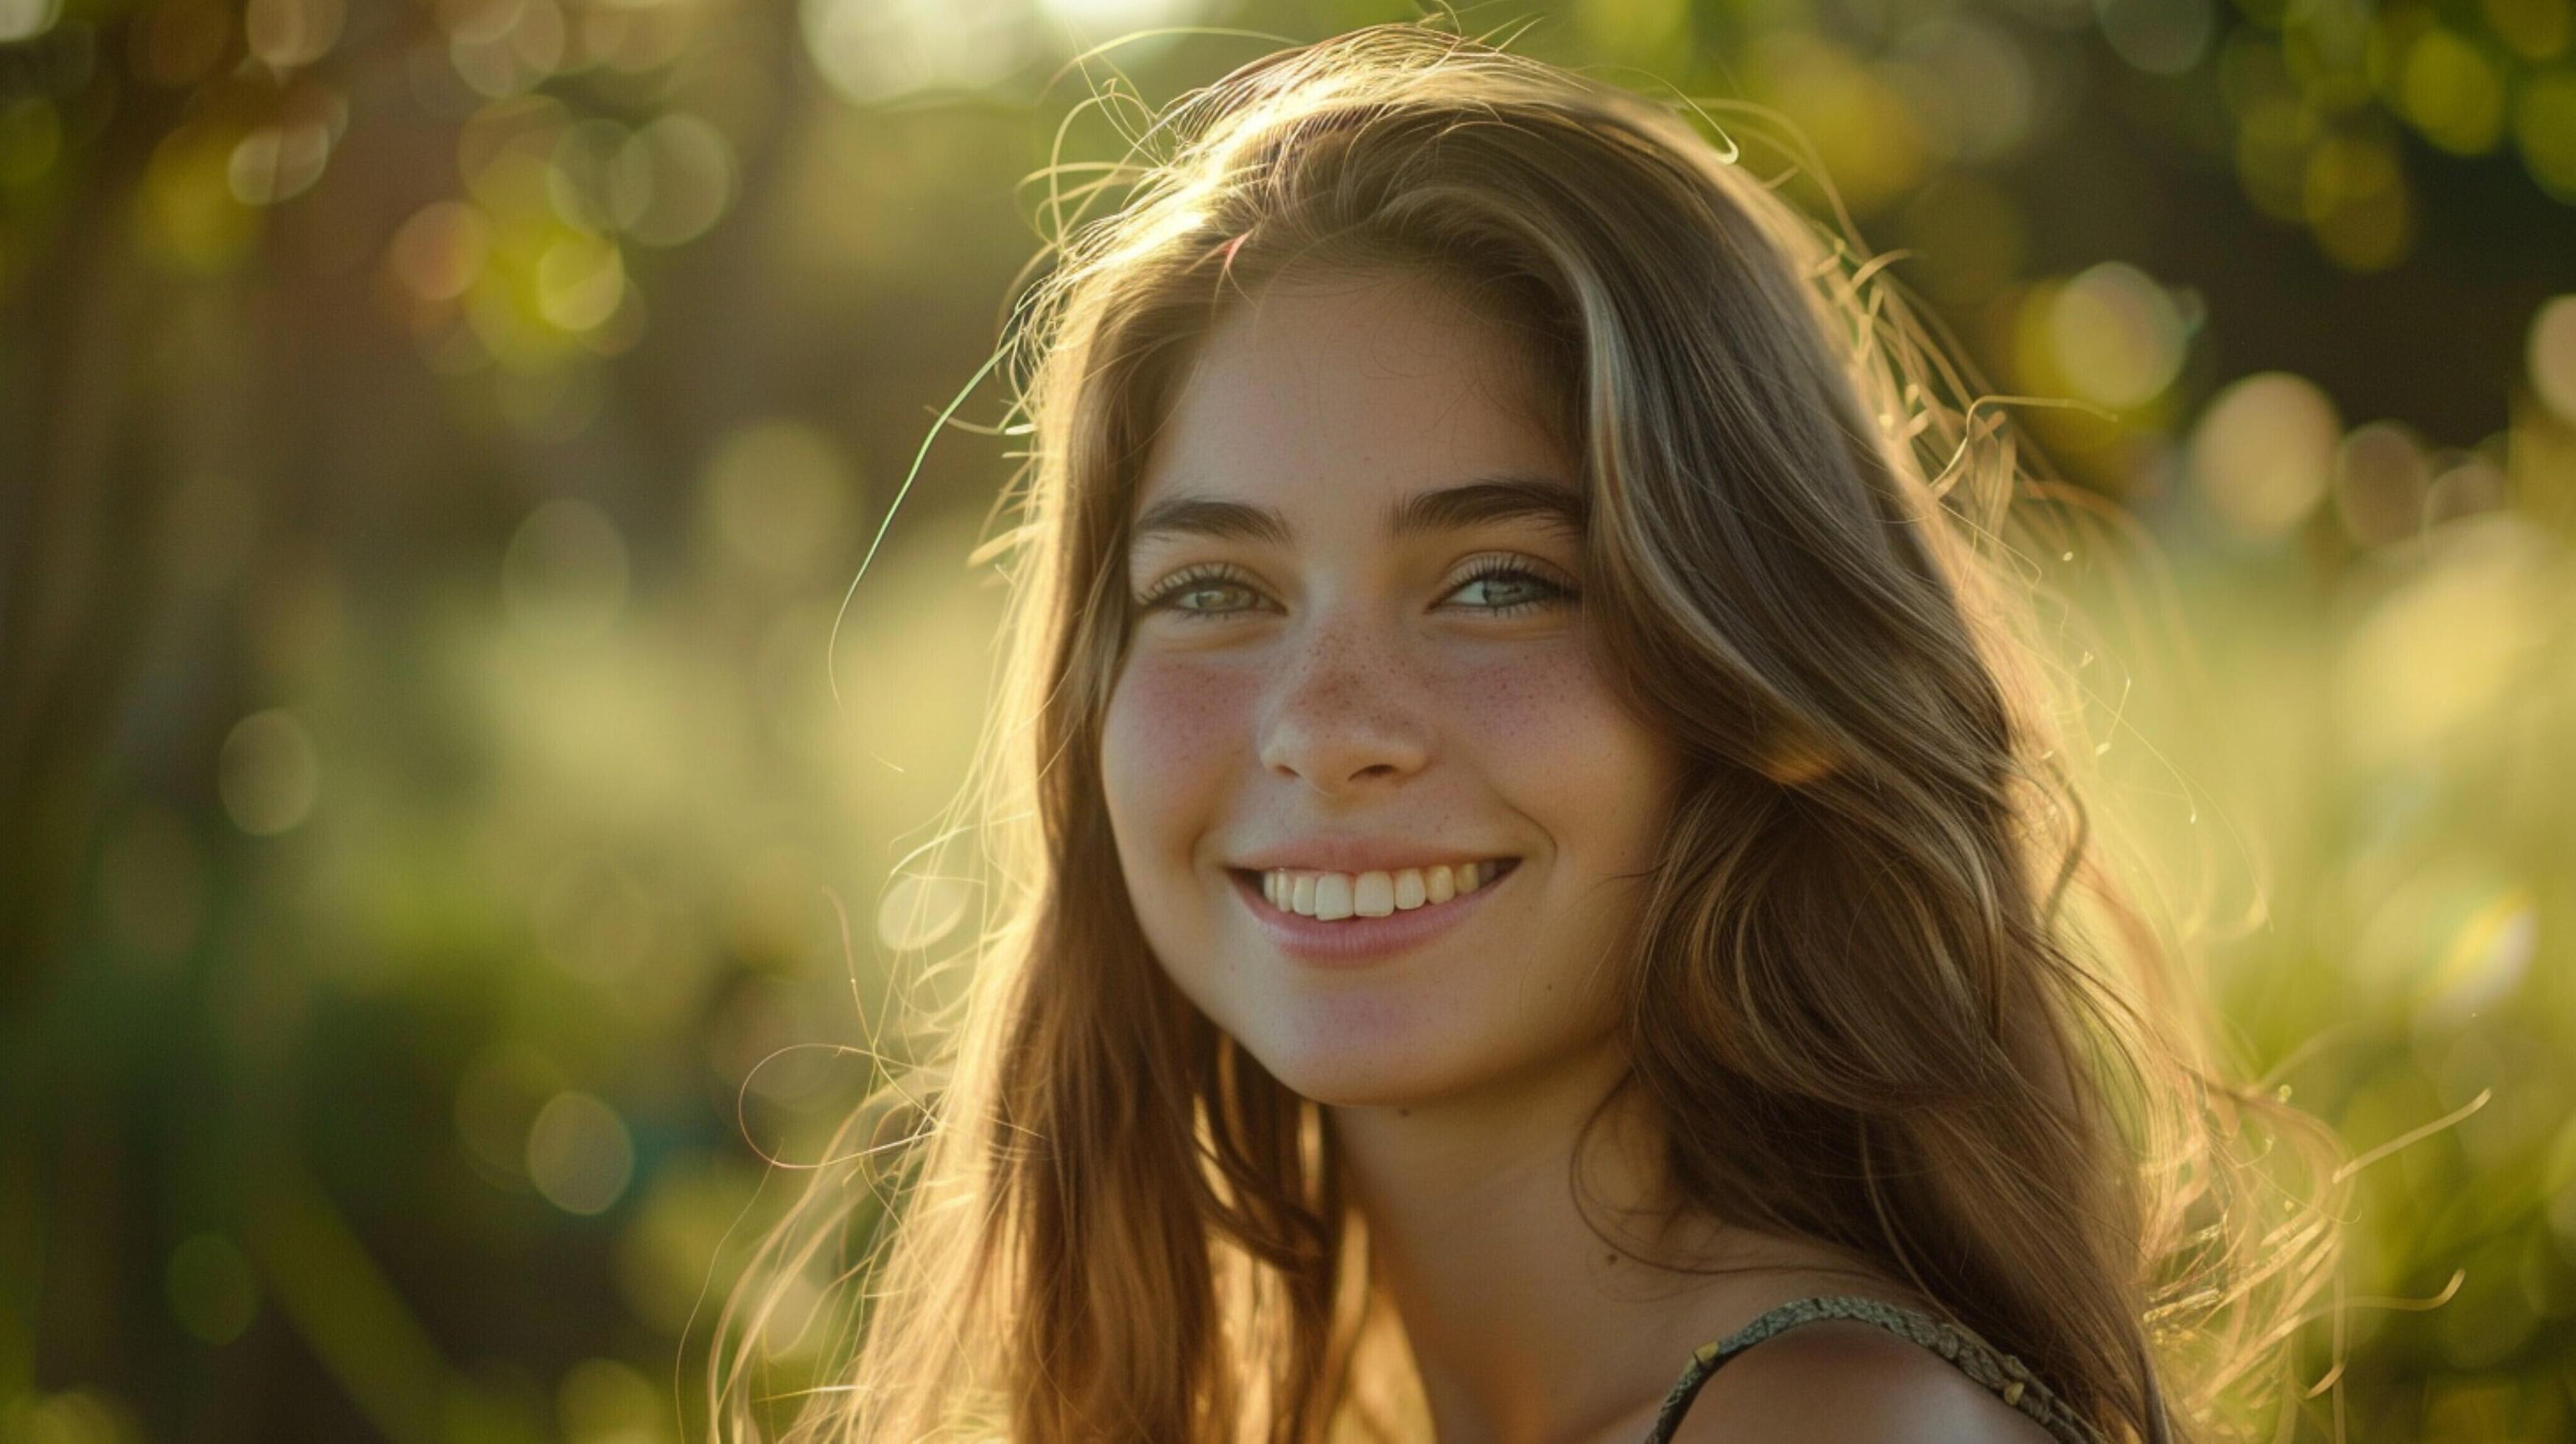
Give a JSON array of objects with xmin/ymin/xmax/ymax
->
[{"xmin": 2, "ymin": 0, "xmax": 2572, "ymax": 1437}]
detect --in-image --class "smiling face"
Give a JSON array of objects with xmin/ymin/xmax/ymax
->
[{"xmin": 1099, "ymin": 267, "xmax": 1685, "ymax": 1107}]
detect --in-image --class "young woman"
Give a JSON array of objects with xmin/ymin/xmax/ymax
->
[{"xmin": 713, "ymin": 21, "xmax": 2342, "ymax": 1443}]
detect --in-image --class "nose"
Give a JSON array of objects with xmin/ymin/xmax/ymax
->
[{"xmin": 1256, "ymin": 617, "xmax": 1432, "ymax": 794}]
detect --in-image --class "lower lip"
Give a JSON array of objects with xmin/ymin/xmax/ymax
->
[{"xmin": 1229, "ymin": 861, "xmax": 1520, "ymax": 967}]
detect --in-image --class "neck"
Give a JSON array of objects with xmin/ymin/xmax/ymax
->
[{"xmin": 1327, "ymin": 1040, "xmax": 1768, "ymax": 1444}]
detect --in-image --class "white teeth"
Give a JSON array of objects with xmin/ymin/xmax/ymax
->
[
  {"xmin": 1350, "ymin": 871, "xmax": 1392, "ymax": 916},
  {"xmin": 1258, "ymin": 861, "xmax": 1507, "ymax": 920}
]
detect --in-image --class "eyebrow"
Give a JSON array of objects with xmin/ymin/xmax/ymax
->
[{"xmin": 1127, "ymin": 474, "xmax": 1589, "ymax": 558}]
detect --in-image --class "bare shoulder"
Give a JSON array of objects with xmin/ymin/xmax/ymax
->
[{"xmin": 1664, "ymin": 1319, "xmax": 2062, "ymax": 1443}]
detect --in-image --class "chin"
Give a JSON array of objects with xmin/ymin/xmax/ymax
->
[
  {"xmin": 1229, "ymin": 1020, "xmax": 1474, "ymax": 1110},
  {"xmin": 1266, "ymin": 1068, "xmax": 1426, "ymax": 1110}
]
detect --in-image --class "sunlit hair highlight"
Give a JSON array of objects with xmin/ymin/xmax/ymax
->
[{"xmin": 707, "ymin": 18, "xmax": 2348, "ymax": 1443}]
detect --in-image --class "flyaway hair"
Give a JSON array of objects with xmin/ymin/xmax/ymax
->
[{"xmin": 706, "ymin": 19, "xmax": 2347, "ymax": 1443}]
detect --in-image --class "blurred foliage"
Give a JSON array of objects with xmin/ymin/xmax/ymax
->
[{"xmin": 0, "ymin": 0, "xmax": 2570, "ymax": 1437}]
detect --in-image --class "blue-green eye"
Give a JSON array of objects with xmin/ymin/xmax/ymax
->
[
  {"xmin": 1443, "ymin": 557, "xmax": 1574, "ymax": 616},
  {"xmin": 1134, "ymin": 556, "xmax": 1579, "ymax": 623},
  {"xmin": 1137, "ymin": 564, "xmax": 1266, "ymax": 620}
]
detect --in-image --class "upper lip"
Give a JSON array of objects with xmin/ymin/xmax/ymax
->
[{"xmin": 1227, "ymin": 839, "xmax": 1520, "ymax": 874}]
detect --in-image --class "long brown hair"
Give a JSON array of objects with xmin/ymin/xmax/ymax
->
[{"xmin": 708, "ymin": 20, "xmax": 2344, "ymax": 1443}]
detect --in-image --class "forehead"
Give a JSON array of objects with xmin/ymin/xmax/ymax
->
[{"xmin": 1133, "ymin": 270, "xmax": 1576, "ymax": 521}]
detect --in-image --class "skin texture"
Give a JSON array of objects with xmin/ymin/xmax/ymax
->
[
  {"xmin": 1099, "ymin": 270, "xmax": 2041, "ymax": 1444},
  {"xmin": 1102, "ymin": 268, "xmax": 1672, "ymax": 1115}
]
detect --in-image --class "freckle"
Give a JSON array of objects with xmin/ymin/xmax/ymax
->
[{"xmin": 1397, "ymin": 1107, "xmax": 1411, "ymax": 1117}]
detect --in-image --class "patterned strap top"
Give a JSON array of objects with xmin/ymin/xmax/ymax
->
[{"xmin": 1638, "ymin": 1294, "xmax": 2102, "ymax": 1443}]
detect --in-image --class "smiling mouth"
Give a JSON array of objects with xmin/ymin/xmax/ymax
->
[
  {"xmin": 1224, "ymin": 859, "xmax": 1523, "ymax": 966},
  {"xmin": 1229, "ymin": 858, "xmax": 1521, "ymax": 921}
]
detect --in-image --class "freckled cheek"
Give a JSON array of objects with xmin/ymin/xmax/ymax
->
[
  {"xmin": 1434, "ymin": 648, "xmax": 1672, "ymax": 866},
  {"xmin": 1101, "ymin": 655, "xmax": 1263, "ymax": 860},
  {"xmin": 1427, "ymin": 648, "xmax": 1605, "ymax": 765}
]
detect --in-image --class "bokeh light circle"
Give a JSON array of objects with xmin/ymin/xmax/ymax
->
[
  {"xmin": 2187, "ymin": 371, "xmax": 2340, "ymax": 540},
  {"xmin": 2048, "ymin": 262, "xmax": 2189, "ymax": 409},
  {"xmin": 0, "ymin": 0, "xmax": 62, "ymax": 43},
  {"xmin": 2096, "ymin": 0, "xmax": 2215, "ymax": 76},
  {"xmin": 609, "ymin": 115, "xmax": 734, "ymax": 247},
  {"xmin": 526, "ymin": 1090, "xmax": 636, "ymax": 1216},
  {"xmin": 244, "ymin": 0, "xmax": 344, "ymax": 69},
  {"xmin": 220, "ymin": 708, "xmax": 321, "ymax": 835},
  {"xmin": 390, "ymin": 200, "xmax": 491, "ymax": 304},
  {"xmin": 801, "ymin": 0, "xmax": 1028, "ymax": 106},
  {"xmin": 2332, "ymin": 420, "xmax": 2432, "ymax": 547},
  {"xmin": 2527, "ymin": 294, "xmax": 2576, "ymax": 423}
]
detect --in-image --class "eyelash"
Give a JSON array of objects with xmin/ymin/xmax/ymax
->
[{"xmin": 1136, "ymin": 555, "xmax": 1579, "ymax": 623}]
